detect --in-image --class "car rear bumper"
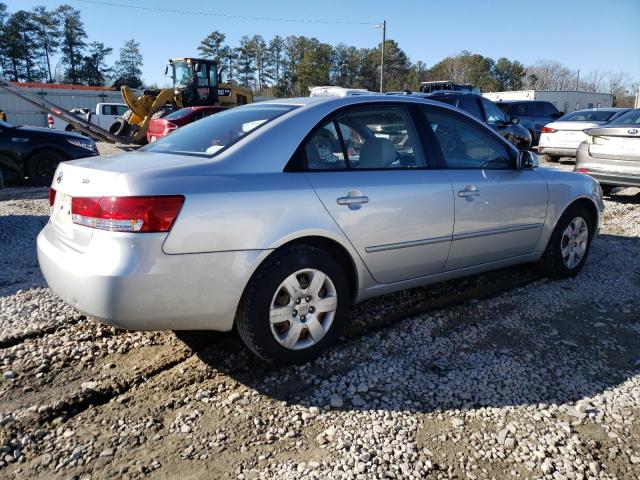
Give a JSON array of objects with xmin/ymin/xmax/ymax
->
[
  {"xmin": 37, "ymin": 221, "xmax": 266, "ymax": 331},
  {"xmin": 537, "ymin": 146, "xmax": 578, "ymax": 158},
  {"xmin": 575, "ymin": 143, "xmax": 640, "ymax": 187}
]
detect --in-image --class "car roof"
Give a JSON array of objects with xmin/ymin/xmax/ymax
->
[
  {"xmin": 496, "ymin": 100, "xmax": 552, "ymax": 104},
  {"xmin": 257, "ymin": 94, "xmax": 463, "ymax": 111},
  {"xmin": 570, "ymin": 107, "xmax": 628, "ymax": 112}
]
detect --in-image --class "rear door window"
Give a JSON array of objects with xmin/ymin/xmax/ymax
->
[
  {"xmin": 458, "ymin": 96, "xmax": 483, "ymax": 120},
  {"xmin": 304, "ymin": 121, "xmax": 347, "ymax": 170},
  {"xmin": 480, "ymin": 98, "xmax": 508, "ymax": 124},
  {"xmin": 303, "ymin": 106, "xmax": 426, "ymax": 170}
]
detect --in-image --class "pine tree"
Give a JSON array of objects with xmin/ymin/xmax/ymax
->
[
  {"xmin": 249, "ymin": 35, "xmax": 269, "ymax": 93},
  {"xmin": 31, "ymin": 5, "xmax": 60, "ymax": 83},
  {"xmin": 57, "ymin": 4, "xmax": 87, "ymax": 84},
  {"xmin": 219, "ymin": 45, "xmax": 237, "ymax": 83},
  {"xmin": 235, "ymin": 35, "xmax": 255, "ymax": 88},
  {"xmin": 267, "ymin": 35, "xmax": 285, "ymax": 90},
  {"xmin": 198, "ymin": 31, "xmax": 226, "ymax": 64},
  {"xmin": 79, "ymin": 41, "xmax": 112, "ymax": 85},
  {"xmin": 113, "ymin": 39, "xmax": 143, "ymax": 88}
]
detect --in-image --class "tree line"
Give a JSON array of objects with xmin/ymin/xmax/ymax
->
[
  {"xmin": 201, "ymin": 32, "xmax": 638, "ymax": 106},
  {"xmin": 1, "ymin": 3, "xmax": 637, "ymax": 106},
  {"xmin": 0, "ymin": 3, "xmax": 143, "ymax": 88}
]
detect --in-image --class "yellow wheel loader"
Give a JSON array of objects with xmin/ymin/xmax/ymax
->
[{"xmin": 110, "ymin": 58, "xmax": 253, "ymax": 144}]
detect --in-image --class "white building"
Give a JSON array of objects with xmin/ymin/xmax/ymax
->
[
  {"xmin": 482, "ymin": 90, "xmax": 613, "ymax": 114},
  {"xmin": 0, "ymin": 82, "xmax": 124, "ymax": 127}
]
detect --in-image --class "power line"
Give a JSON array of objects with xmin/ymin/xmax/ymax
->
[{"xmin": 73, "ymin": 0, "xmax": 377, "ymax": 26}]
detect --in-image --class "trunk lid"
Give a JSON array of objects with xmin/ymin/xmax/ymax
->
[
  {"xmin": 543, "ymin": 121, "xmax": 603, "ymax": 148},
  {"xmin": 586, "ymin": 128, "xmax": 640, "ymax": 160}
]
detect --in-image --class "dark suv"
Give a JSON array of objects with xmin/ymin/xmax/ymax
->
[
  {"xmin": 0, "ymin": 119, "xmax": 98, "ymax": 186},
  {"xmin": 496, "ymin": 101, "xmax": 563, "ymax": 146},
  {"xmin": 408, "ymin": 91, "xmax": 532, "ymax": 149}
]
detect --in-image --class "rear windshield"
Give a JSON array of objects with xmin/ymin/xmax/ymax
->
[
  {"xmin": 143, "ymin": 103, "xmax": 297, "ymax": 156},
  {"xmin": 164, "ymin": 108, "xmax": 194, "ymax": 121},
  {"xmin": 608, "ymin": 109, "xmax": 640, "ymax": 126},
  {"xmin": 558, "ymin": 110, "xmax": 619, "ymax": 122}
]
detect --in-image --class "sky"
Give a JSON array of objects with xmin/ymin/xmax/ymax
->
[{"xmin": 6, "ymin": 0, "xmax": 640, "ymax": 88}]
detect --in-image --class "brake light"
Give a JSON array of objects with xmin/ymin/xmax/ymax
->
[
  {"xmin": 47, "ymin": 114, "xmax": 54, "ymax": 126},
  {"xmin": 71, "ymin": 196, "xmax": 184, "ymax": 232},
  {"xmin": 48, "ymin": 188, "xmax": 56, "ymax": 207},
  {"xmin": 541, "ymin": 127, "xmax": 556, "ymax": 134},
  {"xmin": 575, "ymin": 168, "xmax": 590, "ymax": 173},
  {"xmin": 165, "ymin": 121, "xmax": 178, "ymax": 133}
]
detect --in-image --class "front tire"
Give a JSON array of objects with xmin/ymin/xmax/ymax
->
[
  {"xmin": 236, "ymin": 245, "xmax": 349, "ymax": 365},
  {"xmin": 539, "ymin": 204, "xmax": 594, "ymax": 278}
]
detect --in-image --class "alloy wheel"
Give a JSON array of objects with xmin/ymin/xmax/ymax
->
[
  {"xmin": 560, "ymin": 217, "xmax": 588, "ymax": 269},
  {"xmin": 269, "ymin": 268, "xmax": 338, "ymax": 350}
]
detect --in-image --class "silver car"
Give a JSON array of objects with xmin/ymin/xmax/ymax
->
[
  {"xmin": 575, "ymin": 109, "xmax": 640, "ymax": 195},
  {"xmin": 37, "ymin": 95, "xmax": 604, "ymax": 365}
]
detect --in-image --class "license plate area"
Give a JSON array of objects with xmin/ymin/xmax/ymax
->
[{"xmin": 52, "ymin": 193, "xmax": 75, "ymax": 237}]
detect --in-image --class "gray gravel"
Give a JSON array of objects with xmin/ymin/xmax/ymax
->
[{"xmin": 1, "ymin": 154, "xmax": 639, "ymax": 479}]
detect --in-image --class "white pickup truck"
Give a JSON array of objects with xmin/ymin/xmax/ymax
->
[{"xmin": 47, "ymin": 102, "xmax": 128, "ymax": 133}]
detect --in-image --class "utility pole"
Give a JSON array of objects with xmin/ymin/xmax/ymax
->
[
  {"xmin": 576, "ymin": 69, "xmax": 580, "ymax": 90},
  {"xmin": 376, "ymin": 20, "xmax": 386, "ymax": 93}
]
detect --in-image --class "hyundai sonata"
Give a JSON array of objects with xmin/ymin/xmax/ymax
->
[{"xmin": 38, "ymin": 94, "xmax": 604, "ymax": 364}]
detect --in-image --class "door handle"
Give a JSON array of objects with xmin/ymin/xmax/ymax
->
[
  {"xmin": 458, "ymin": 186, "xmax": 480, "ymax": 198},
  {"xmin": 337, "ymin": 191, "xmax": 369, "ymax": 210},
  {"xmin": 337, "ymin": 196, "xmax": 369, "ymax": 205}
]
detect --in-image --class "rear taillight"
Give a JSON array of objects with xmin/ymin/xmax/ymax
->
[
  {"xmin": 575, "ymin": 168, "xmax": 590, "ymax": 173},
  {"xmin": 47, "ymin": 114, "xmax": 54, "ymax": 126},
  {"xmin": 48, "ymin": 188, "xmax": 56, "ymax": 207},
  {"xmin": 165, "ymin": 122, "xmax": 178, "ymax": 133},
  {"xmin": 541, "ymin": 127, "xmax": 556, "ymax": 134},
  {"xmin": 71, "ymin": 196, "xmax": 184, "ymax": 232}
]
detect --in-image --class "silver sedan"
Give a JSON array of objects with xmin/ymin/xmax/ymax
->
[
  {"xmin": 37, "ymin": 95, "xmax": 604, "ymax": 364},
  {"xmin": 575, "ymin": 109, "xmax": 640, "ymax": 195}
]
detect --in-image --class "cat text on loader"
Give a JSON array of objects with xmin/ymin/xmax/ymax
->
[{"xmin": 109, "ymin": 58, "xmax": 253, "ymax": 144}]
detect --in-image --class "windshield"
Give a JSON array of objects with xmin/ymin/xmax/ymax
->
[
  {"xmin": 173, "ymin": 61, "xmax": 192, "ymax": 89},
  {"xmin": 608, "ymin": 109, "xmax": 640, "ymax": 126},
  {"xmin": 143, "ymin": 103, "xmax": 297, "ymax": 156},
  {"xmin": 558, "ymin": 110, "xmax": 619, "ymax": 122}
]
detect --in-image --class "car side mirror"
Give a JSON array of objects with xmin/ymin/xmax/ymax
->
[
  {"xmin": 518, "ymin": 150, "xmax": 539, "ymax": 169},
  {"xmin": 510, "ymin": 116, "xmax": 520, "ymax": 125}
]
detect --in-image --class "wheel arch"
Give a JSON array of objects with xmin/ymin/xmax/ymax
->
[
  {"xmin": 569, "ymin": 196, "xmax": 599, "ymax": 229},
  {"xmin": 24, "ymin": 146, "xmax": 70, "ymax": 176},
  {"xmin": 243, "ymin": 233, "xmax": 360, "ymax": 305}
]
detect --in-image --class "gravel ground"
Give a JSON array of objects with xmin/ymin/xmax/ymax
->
[{"xmin": 1, "ymin": 152, "xmax": 639, "ymax": 479}]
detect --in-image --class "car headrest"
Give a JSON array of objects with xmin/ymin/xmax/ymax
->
[{"xmin": 358, "ymin": 137, "xmax": 396, "ymax": 168}]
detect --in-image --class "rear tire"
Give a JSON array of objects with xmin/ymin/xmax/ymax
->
[
  {"xmin": 27, "ymin": 150, "xmax": 66, "ymax": 186},
  {"xmin": 542, "ymin": 154, "xmax": 560, "ymax": 163},
  {"xmin": 236, "ymin": 245, "xmax": 349, "ymax": 365},
  {"xmin": 538, "ymin": 203, "xmax": 594, "ymax": 279},
  {"xmin": 600, "ymin": 184, "xmax": 617, "ymax": 196}
]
